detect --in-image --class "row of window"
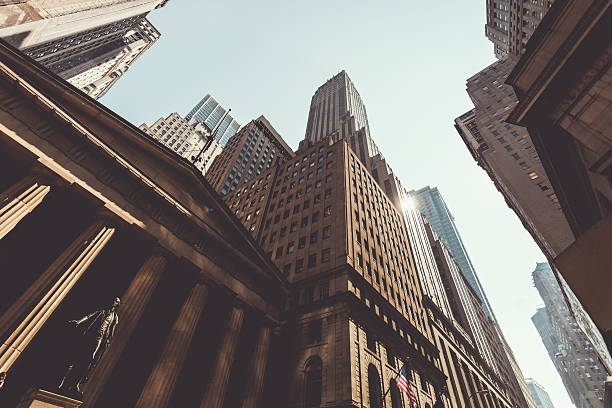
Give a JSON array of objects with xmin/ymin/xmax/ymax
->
[{"xmin": 278, "ymin": 247, "xmax": 332, "ymax": 276}]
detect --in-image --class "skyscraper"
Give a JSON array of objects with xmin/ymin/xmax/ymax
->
[
  {"xmin": 0, "ymin": 0, "xmax": 168, "ymax": 48},
  {"xmin": 185, "ymin": 94, "xmax": 240, "ymax": 147},
  {"xmin": 206, "ymin": 115, "xmax": 294, "ymax": 197},
  {"xmin": 302, "ymin": 70, "xmax": 380, "ymax": 164},
  {"xmin": 408, "ymin": 185, "xmax": 496, "ymax": 321},
  {"xmin": 210, "ymin": 71, "xmax": 534, "ymax": 408},
  {"xmin": 0, "ymin": 0, "xmax": 169, "ymax": 98},
  {"xmin": 532, "ymin": 262, "xmax": 610, "ymax": 407},
  {"xmin": 526, "ymin": 378, "xmax": 556, "ymax": 408},
  {"xmin": 139, "ymin": 112, "xmax": 222, "ymax": 175},
  {"xmin": 22, "ymin": 16, "xmax": 160, "ymax": 99},
  {"xmin": 485, "ymin": 0, "xmax": 555, "ymax": 59},
  {"xmin": 456, "ymin": 55, "xmax": 574, "ymax": 263}
]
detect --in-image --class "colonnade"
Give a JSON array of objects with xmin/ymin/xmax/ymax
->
[{"xmin": 0, "ymin": 168, "xmax": 275, "ymax": 408}]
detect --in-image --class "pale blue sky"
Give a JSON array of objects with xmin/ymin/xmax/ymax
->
[{"xmin": 101, "ymin": 1, "xmax": 573, "ymax": 406}]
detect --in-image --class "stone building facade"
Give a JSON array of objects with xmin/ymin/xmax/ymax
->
[
  {"xmin": 0, "ymin": 0, "xmax": 168, "ymax": 49},
  {"xmin": 455, "ymin": 58, "xmax": 574, "ymax": 262},
  {"xmin": 485, "ymin": 0, "xmax": 555, "ymax": 59},
  {"xmin": 139, "ymin": 112, "xmax": 222, "ymax": 176},
  {"xmin": 0, "ymin": 1, "xmax": 167, "ymax": 98},
  {"xmin": 0, "ymin": 38, "xmax": 287, "ymax": 408},
  {"xmin": 217, "ymin": 134, "xmax": 527, "ymax": 407},
  {"xmin": 505, "ymin": 0, "xmax": 612, "ymax": 357},
  {"xmin": 206, "ymin": 115, "xmax": 294, "ymax": 197}
]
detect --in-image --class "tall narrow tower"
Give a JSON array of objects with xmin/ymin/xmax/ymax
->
[
  {"xmin": 303, "ymin": 70, "xmax": 379, "ymax": 164},
  {"xmin": 409, "ymin": 185, "xmax": 496, "ymax": 321}
]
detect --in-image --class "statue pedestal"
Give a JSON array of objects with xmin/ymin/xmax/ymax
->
[{"xmin": 17, "ymin": 388, "xmax": 82, "ymax": 408}]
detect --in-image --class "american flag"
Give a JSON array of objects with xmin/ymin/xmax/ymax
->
[{"xmin": 396, "ymin": 365, "xmax": 419, "ymax": 408}]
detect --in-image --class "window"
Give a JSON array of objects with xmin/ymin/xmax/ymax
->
[
  {"xmin": 293, "ymin": 204, "xmax": 301, "ymax": 214},
  {"xmin": 308, "ymin": 253, "xmax": 317, "ymax": 268},
  {"xmin": 305, "ymin": 357, "xmax": 322, "ymax": 407},
  {"xmin": 290, "ymin": 222, "xmax": 297, "ymax": 232},
  {"xmin": 324, "ymin": 206, "xmax": 332, "ymax": 217},
  {"xmin": 306, "ymin": 185, "xmax": 313, "ymax": 193},
  {"xmin": 528, "ymin": 171, "xmax": 539, "ymax": 180},
  {"xmin": 280, "ymin": 226, "xmax": 287, "ymax": 237},
  {"xmin": 275, "ymin": 246, "xmax": 283, "ymax": 258},
  {"xmin": 321, "ymin": 248, "xmax": 330, "ymax": 263},
  {"xmin": 315, "ymin": 180, "xmax": 322, "ymax": 188},
  {"xmin": 274, "ymin": 215, "xmax": 280, "ymax": 224},
  {"xmin": 299, "ymin": 236, "xmax": 306, "ymax": 249},
  {"xmin": 366, "ymin": 330, "xmax": 377, "ymax": 352},
  {"xmin": 296, "ymin": 258, "xmax": 304, "ymax": 273},
  {"xmin": 287, "ymin": 241, "xmax": 295, "ymax": 253},
  {"xmin": 320, "ymin": 281, "xmax": 329, "ymax": 298},
  {"xmin": 386, "ymin": 347, "xmax": 396, "ymax": 367},
  {"xmin": 323, "ymin": 226, "xmax": 331, "ymax": 239},
  {"xmin": 307, "ymin": 319, "xmax": 322, "ymax": 344},
  {"xmin": 283, "ymin": 210, "xmax": 290, "ymax": 219},
  {"xmin": 304, "ymin": 199, "xmax": 310, "ymax": 209},
  {"xmin": 301, "ymin": 217, "xmax": 309, "ymax": 228},
  {"xmin": 310, "ymin": 231, "xmax": 318, "ymax": 244},
  {"xmin": 325, "ymin": 188, "xmax": 332, "ymax": 199},
  {"xmin": 511, "ymin": 153, "xmax": 521, "ymax": 160},
  {"xmin": 325, "ymin": 175, "xmax": 333, "ymax": 183},
  {"xmin": 270, "ymin": 232, "xmax": 277, "ymax": 243},
  {"xmin": 312, "ymin": 211, "xmax": 320, "ymax": 223},
  {"xmin": 314, "ymin": 194, "xmax": 321, "ymax": 204},
  {"xmin": 326, "ymin": 161, "xmax": 334, "ymax": 169},
  {"xmin": 283, "ymin": 263, "xmax": 291, "ymax": 276}
]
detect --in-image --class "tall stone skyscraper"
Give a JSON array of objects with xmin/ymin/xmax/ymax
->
[
  {"xmin": 302, "ymin": 70, "xmax": 380, "ymax": 164},
  {"xmin": 185, "ymin": 94, "xmax": 240, "ymax": 147},
  {"xmin": 210, "ymin": 71, "xmax": 536, "ymax": 408},
  {"xmin": 531, "ymin": 262, "xmax": 610, "ymax": 407},
  {"xmin": 206, "ymin": 115, "xmax": 294, "ymax": 196},
  {"xmin": 0, "ymin": 0, "xmax": 168, "ymax": 48},
  {"xmin": 0, "ymin": 1, "xmax": 169, "ymax": 98},
  {"xmin": 22, "ymin": 16, "xmax": 160, "ymax": 99},
  {"xmin": 139, "ymin": 112, "xmax": 222, "ymax": 175},
  {"xmin": 455, "ymin": 61, "xmax": 574, "ymax": 263},
  {"xmin": 485, "ymin": 0, "xmax": 555, "ymax": 58},
  {"xmin": 526, "ymin": 378, "xmax": 556, "ymax": 408},
  {"xmin": 408, "ymin": 185, "xmax": 496, "ymax": 321}
]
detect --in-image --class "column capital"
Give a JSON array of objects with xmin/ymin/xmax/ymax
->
[
  {"xmin": 28, "ymin": 165, "xmax": 66, "ymax": 191},
  {"xmin": 93, "ymin": 209, "xmax": 120, "ymax": 228},
  {"xmin": 150, "ymin": 244, "xmax": 173, "ymax": 260}
]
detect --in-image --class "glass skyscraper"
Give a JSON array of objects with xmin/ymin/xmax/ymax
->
[
  {"xmin": 408, "ymin": 185, "xmax": 496, "ymax": 321},
  {"xmin": 526, "ymin": 378, "xmax": 556, "ymax": 408},
  {"xmin": 185, "ymin": 94, "xmax": 240, "ymax": 147}
]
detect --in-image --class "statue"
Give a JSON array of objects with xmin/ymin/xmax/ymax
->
[{"xmin": 58, "ymin": 297, "xmax": 120, "ymax": 397}]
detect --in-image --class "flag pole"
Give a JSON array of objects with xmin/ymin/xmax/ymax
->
[{"xmin": 381, "ymin": 363, "xmax": 404, "ymax": 402}]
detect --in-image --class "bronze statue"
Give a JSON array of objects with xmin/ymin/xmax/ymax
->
[{"xmin": 58, "ymin": 297, "xmax": 120, "ymax": 397}]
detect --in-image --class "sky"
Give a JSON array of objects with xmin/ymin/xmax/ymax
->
[{"xmin": 101, "ymin": 1, "xmax": 574, "ymax": 406}]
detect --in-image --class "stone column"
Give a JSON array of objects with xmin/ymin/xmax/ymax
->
[
  {"xmin": 0, "ymin": 217, "xmax": 115, "ymax": 373},
  {"xmin": 241, "ymin": 323, "xmax": 272, "ymax": 408},
  {"xmin": 0, "ymin": 173, "xmax": 52, "ymax": 240},
  {"xmin": 134, "ymin": 281, "xmax": 209, "ymax": 408},
  {"xmin": 200, "ymin": 303, "xmax": 245, "ymax": 408},
  {"xmin": 82, "ymin": 249, "xmax": 169, "ymax": 408}
]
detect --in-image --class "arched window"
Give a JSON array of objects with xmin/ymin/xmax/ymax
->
[
  {"xmin": 368, "ymin": 364, "xmax": 382, "ymax": 408},
  {"xmin": 390, "ymin": 379, "xmax": 401, "ymax": 408},
  {"xmin": 305, "ymin": 356, "xmax": 322, "ymax": 407}
]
